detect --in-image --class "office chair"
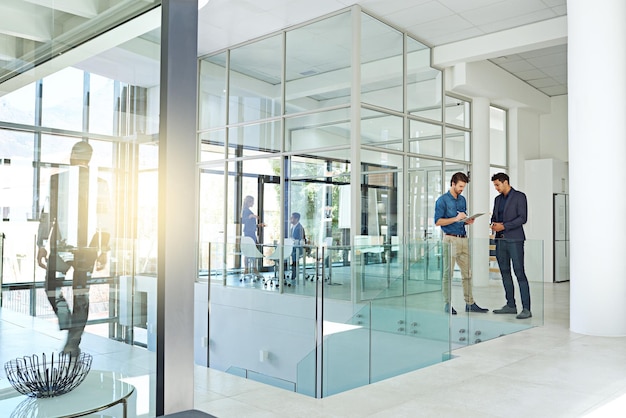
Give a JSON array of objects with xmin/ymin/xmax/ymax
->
[
  {"xmin": 264, "ymin": 238, "xmax": 294, "ymax": 288},
  {"xmin": 240, "ymin": 236, "xmax": 264, "ymax": 283}
]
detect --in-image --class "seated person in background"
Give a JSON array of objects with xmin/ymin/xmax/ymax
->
[{"xmin": 289, "ymin": 212, "xmax": 305, "ymax": 279}]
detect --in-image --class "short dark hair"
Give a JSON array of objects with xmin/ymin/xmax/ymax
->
[
  {"xmin": 70, "ymin": 140, "xmax": 93, "ymax": 165},
  {"xmin": 291, "ymin": 212, "xmax": 301, "ymax": 220},
  {"xmin": 491, "ymin": 172, "xmax": 510, "ymax": 183},
  {"xmin": 450, "ymin": 172, "xmax": 469, "ymax": 186}
]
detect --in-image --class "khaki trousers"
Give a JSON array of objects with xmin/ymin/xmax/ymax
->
[{"xmin": 442, "ymin": 235, "xmax": 474, "ymax": 305}]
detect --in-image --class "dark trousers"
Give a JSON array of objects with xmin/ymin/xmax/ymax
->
[
  {"xmin": 46, "ymin": 249, "xmax": 95, "ymax": 346},
  {"xmin": 495, "ymin": 239, "xmax": 531, "ymax": 311}
]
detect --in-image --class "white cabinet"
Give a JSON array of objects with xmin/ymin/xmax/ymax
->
[{"xmin": 525, "ymin": 158, "xmax": 569, "ymax": 282}]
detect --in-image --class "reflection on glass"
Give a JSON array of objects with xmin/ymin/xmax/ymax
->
[
  {"xmin": 361, "ymin": 14, "xmax": 403, "ymax": 111},
  {"xmin": 88, "ymin": 74, "xmax": 115, "ymax": 136},
  {"xmin": 445, "ymin": 127, "xmax": 470, "ymax": 161},
  {"xmin": 0, "ymin": 84, "xmax": 36, "ymax": 125},
  {"xmin": 42, "ymin": 68, "xmax": 85, "ymax": 131},
  {"xmin": 0, "ymin": 0, "xmax": 159, "ymax": 85},
  {"xmin": 285, "ymin": 12, "xmax": 352, "ymax": 114},
  {"xmin": 361, "ymin": 109, "xmax": 403, "ymax": 151},
  {"xmin": 228, "ymin": 120, "xmax": 280, "ymax": 156},
  {"xmin": 286, "ymin": 153, "xmax": 351, "ymax": 259},
  {"xmin": 200, "ymin": 129, "xmax": 226, "ymax": 161},
  {"xmin": 408, "ymin": 158, "xmax": 441, "ymax": 243},
  {"xmin": 285, "ymin": 108, "xmax": 351, "ymax": 152},
  {"xmin": 409, "ymin": 119, "xmax": 442, "ymax": 157},
  {"xmin": 200, "ymin": 166, "xmax": 227, "ymax": 283},
  {"xmin": 199, "ymin": 53, "xmax": 227, "ymax": 130},
  {"xmin": 407, "ymin": 36, "xmax": 442, "ymax": 121},
  {"xmin": 445, "ymin": 95, "xmax": 470, "ymax": 128},
  {"xmin": 229, "ymin": 35, "xmax": 282, "ymax": 124}
]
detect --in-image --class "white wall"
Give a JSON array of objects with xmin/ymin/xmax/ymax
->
[
  {"xmin": 504, "ymin": 106, "xmax": 540, "ymax": 194},
  {"xmin": 539, "ymin": 95, "xmax": 569, "ymax": 161}
]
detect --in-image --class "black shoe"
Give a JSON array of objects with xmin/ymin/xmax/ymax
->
[
  {"xmin": 493, "ymin": 305, "xmax": 517, "ymax": 314},
  {"xmin": 516, "ymin": 309, "xmax": 532, "ymax": 319},
  {"xmin": 444, "ymin": 303, "xmax": 457, "ymax": 315},
  {"xmin": 466, "ymin": 303, "xmax": 489, "ymax": 313}
]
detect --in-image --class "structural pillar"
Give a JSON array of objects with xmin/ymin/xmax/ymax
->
[
  {"xmin": 568, "ymin": 0, "xmax": 626, "ymax": 335},
  {"xmin": 157, "ymin": 0, "xmax": 199, "ymax": 413},
  {"xmin": 470, "ymin": 97, "xmax": 491, "ymax": 287}
]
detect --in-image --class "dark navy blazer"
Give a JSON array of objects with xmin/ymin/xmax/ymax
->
[{"xmin": 490, "ymin": 187, "xmax": 527, "ymax": 240}]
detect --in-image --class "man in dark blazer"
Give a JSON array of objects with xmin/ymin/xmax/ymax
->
[
  {"xmin": 290, "ymin": 212, "xmax": 305, "ymax": 279},
  {"xmin": 490, "ymin": 172, "xmax": 532, "ymax": 319}
]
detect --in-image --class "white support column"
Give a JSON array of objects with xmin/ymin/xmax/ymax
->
[
  {"xmin": 470, "ymin": 97, "xmax": 491, "ymax": 288},
  {"xmin": 568, "ymin": 0, "xmax": 626, "ymax": 336},
  {"xmin": 157, "ymin": 0, "xmax": 199, "ymax": 413}
]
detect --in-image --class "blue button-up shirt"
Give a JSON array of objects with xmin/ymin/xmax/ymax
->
[{"xmin": 434, "ymin": 191, "xmax": 468, "ymax": 236}]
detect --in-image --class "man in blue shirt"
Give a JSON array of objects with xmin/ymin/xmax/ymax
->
[{"xmin": 434, "ymin": 172, "xmax": 488, "ymax": 315}]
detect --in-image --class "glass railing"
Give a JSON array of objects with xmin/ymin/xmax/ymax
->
[
  {"xmin": 198, "ymin": 237, "xmax": 544, "ymax": 397},
  {"xmin": 1, "ymin": 233, "xmax": 544, "ymax": 399}
]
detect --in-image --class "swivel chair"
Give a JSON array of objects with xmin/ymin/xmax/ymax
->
[
  {"xmin": 240, "ymin": 236, "xmax": 264, "ymax": 283},
  {"xmin": 265, "ymin": 238, "xmax": 294, "ymax": 288}
]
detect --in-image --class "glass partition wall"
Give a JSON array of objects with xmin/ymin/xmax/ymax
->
[
  {"xmin": 196, "ymin": 5, "xmax": 541, "ymax": 399},
  {"xmin": 0, "ymin": 4, "xmax": 160, "ymax": 415}
]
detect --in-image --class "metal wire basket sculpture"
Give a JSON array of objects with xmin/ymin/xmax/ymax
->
[{"xmin": 4, "ymin": 352, "xmax": 92, "ymax": 398}]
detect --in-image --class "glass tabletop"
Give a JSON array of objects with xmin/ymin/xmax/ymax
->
[{"xmin": 0, "ymin": 370, "xmax": 135, "ymax": 418}]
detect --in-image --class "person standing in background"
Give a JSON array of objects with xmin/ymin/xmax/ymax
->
[{"xmin": 241, "ymin": 195, "xmax": 265, "ymax": 244}]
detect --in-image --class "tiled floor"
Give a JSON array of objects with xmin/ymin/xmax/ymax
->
[
  {"xmin": 2, "ymin": 281, "xmax": 626, "ymax": 417},
  {"xmin": 193, "ymin": 281, "xmax": 626, "ymax": 418}
]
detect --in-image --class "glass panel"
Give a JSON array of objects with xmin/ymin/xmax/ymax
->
[
  {"xmin": 228, "ymin": 120, "xmax": 281, "ymax": 157},
  {"xmin": 361, "ymin": 109, "xmax": 403, "ymax": 151},
  {"xmin": 407, "ymin": 157, "xmax": 441, "ymax": 245},
  {"xmin": 0, "ymin": 0, "xmax": 159, "ymax": 85},
  {"xmin": 229, "ymin": 35, "xmax": 282, "ymax": 124},
  {"xmin": 445, "ymin": 127, "xmax": 470, "ymax": 161},
  {"xmin": 211, "ymin": 158, "xmax": 283, "ymax": 285},
  {"xmin": 285, "ymin": 108, "xmax": 351, "ymax": 152},
  {"xmin": 0, "ymin": 131, "xmax": 38, "ymax": 286},
  {"xmin": 361, "ymin": 14, "xmax": 403, "ymax": 112},
  {"xmin": 199, "ymin": 53, "xmax": 228, "ymax": 130},
  {"xmin": 409, "ymin": 119, "xmax": 442, "ymax": 157},
  {"xmin": 88, "ymin": 74, "xmax": 115, "ymax": 136},
  {"xmin": 0, "ymin": 13, "xmax": 160, "ymax": 414},
  {"xmin": 199, "ymin": 164, "xmax": 226, "ymax": 283},
  {"xmin": 445, "ymin": 95, "xmax": 470, "ymax": 128},
  {"xmin": 407, "ymin": 37, "xmax": 442, "ymax": 121},
  {"xmin": 454, "ymin": 238, "xmax": 543, "ymax": 348},
  {"xmin": 360, "ymin": 152, "xmax": 402, "ymax": 299},
  {"xmin": 0, "ymin": 84, "xmax": 36, "ymax": 125},
  {"xmin": 285, "ymin": 12, "xmax": 352, "ymax": 114},
  {"xmin": 200, "ymin": 129, "xmax": 226, "ymax": 162},
  {"xmin": 322, "ymin": 240, "xmax": 452, "ymax": 396},
  {"xmin": 490, "ymin": 106, "xmax": 507, "ymax": 167},
  {"xmin": 41, "ymin": 67, "xmax": 85, "ymax": 131}
]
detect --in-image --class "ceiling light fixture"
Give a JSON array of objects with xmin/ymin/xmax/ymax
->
[{"xmin": 198, "ymin": 0, "xmax": 210, "ymax": 9}]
